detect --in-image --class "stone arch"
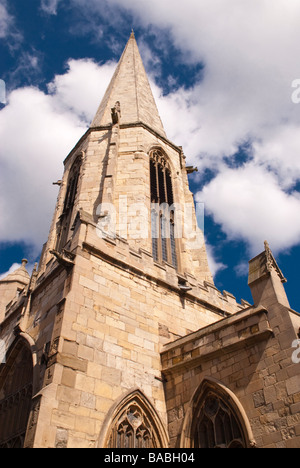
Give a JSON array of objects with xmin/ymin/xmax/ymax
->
[
  {"xmin": 99, "ymin": 389, "xmax": 169, "ymax": 448},
  {"xmin": 146, "ymin": 145, "xmax": 178, "ymax": 173},
  {"xmin": 149, "ymin": 146, "xmax": 172, "ymax": 170},
  {"xmin": 0, "ymin": 336, "xmax": 35, "ymax": 448},
  {"xmin": 181, "ymin": 378, "xmax": 256, "ymax": 448}
]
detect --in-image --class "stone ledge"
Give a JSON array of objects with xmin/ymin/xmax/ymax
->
[
  {"xmin": 161, "ymin": 306, "xmax": 273, "ymax": 376},
  {"xmin": 77, "ymin": 214, "xmax": 247, "ymax": 316}
]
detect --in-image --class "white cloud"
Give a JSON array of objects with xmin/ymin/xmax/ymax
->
[
  {"xmin": 196, "ymin": 164, "xmax": 300, "ymax": 255},
  {"xmin": 48, "ymin": 58, "xmax": 116, "ymax": 124},
  {"xmin": 0, "ymin": 59, "xmax": 117, "ymax": 255},
  {"xmin": 7, "ymin": 50, "xmax": 43, "ymax": 89},
  {"xmin": 0, "ymin": 87, "xmax": 86, "ymax": 253},
  {"xmin": 0, "ymin": 0, "xmax": 22, "ymax": 49},
  {"xmin": 253, "ymin": 124, "xmax": 300, "ymax": 189},
  {"xmin": 206, "ymin": 244, "xmax": 227, "ymax": 278},
  {"xmin": 234, "ymin": 262, "xmax": 249, "ymax": 278},
  {"xmin": 40, "ymin": 0, "xmax": 61, "ymax": 15},
  {"xmin": 0, "ymin": 0, "xmax": 13, "ymax": 38}
]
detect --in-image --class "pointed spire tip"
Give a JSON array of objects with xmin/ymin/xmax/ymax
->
[{"xmin": 90, "ymin": 30, "xmax": 166, "ymax": 137}]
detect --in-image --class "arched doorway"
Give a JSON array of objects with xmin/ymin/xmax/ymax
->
[{"xmin": 0, "ymin": 340, "xmax": 33, "ymax": 448}]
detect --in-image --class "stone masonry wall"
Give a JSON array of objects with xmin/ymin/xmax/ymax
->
[
  {"xmin": 161, "ymin": 304, "xmax": 300, "ymax": 448},
  {"xmin": 36, "ymin": 241, "xmax": 224, "ymax": 448}
]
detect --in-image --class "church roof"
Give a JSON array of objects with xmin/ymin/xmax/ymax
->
[{"xmin": 91, "ymin": 31, "xmax": 167, "ymax": 138}]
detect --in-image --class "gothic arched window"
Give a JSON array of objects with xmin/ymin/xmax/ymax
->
[
  {"xmin": 0, "ymin": 342, "xmax": 33, "ymax": 448},
  {"xmin": 194, "ymin": 392, "xmax": 245, "ymax": 448},
  {"xmin": 56, "ymin": 155, "xmax": 82, "ymax": 251},
  {"xmin": 149, "ymin": 149, "xmax": 177, "ymax": 269},
  {"xmin": 181, "ymin": 380, "xmax": 254, "ymax": 449},
  {"xmin": 190, "ymin": 386, "xmax": 248, "ymax": 449},
  {"xmin": 105, "ymin": 391, "xmax": 166, "ymax": 449}
]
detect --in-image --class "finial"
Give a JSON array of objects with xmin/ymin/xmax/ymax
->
[
  {"xmin": 21, "ymin": 259, "xmax": 28, "ymax": 268},
  {"xmin": 264, "ymin": 240, "xmax": 287, "ymax": 283},
  {"xmin": 130, "ymin": 29, "xmax": 135, "ymax": 39},
  {"xmin": 264, "ymin": 240, "xmax": 273, "ymax": 272}
]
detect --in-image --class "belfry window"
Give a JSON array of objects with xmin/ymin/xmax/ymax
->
[
  {"xmin": 56, "ymin": 155, "xmax": 82, "ymax": 252},
  {"xmin": 149, "ymin": 149, "xmax": 177, "ymax": 268}
]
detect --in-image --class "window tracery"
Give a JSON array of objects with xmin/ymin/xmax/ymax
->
[
  {"xmin": 193, "ymin": 392, "xmax": 246, "ymax": 449},
  {"xmin": 106, "ymin": 394, "xmax": 164, "ymax": 449}
]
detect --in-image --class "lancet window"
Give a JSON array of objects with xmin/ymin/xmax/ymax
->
[
  {"xmin": 193, "ymin": 392, "xmax": 246, "ymax": 449},
  {"xmin": 149, "ymin": 149, "xmax": 177, "ymax": 269},
  {"xmin": 105, "ymin": 393, "xmax": 164, "ymax": 449},
  {"xmin": 56, "ymin": 155, "xmax": 82, "ymax": 251}
]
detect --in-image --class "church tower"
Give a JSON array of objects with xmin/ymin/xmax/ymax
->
[
  {"xmin": 39, "ymin": 31, "xmax": 213, "ymax": 284},
  {"xmin": 1, "ymin": 33, "xmax": 299, "ymax": 449},
  {"xmin": 31, "ymin": 32, "xmax": 224, "ymax": 448}
]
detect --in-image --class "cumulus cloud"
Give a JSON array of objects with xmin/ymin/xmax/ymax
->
[
  {"xmin": 0, "ymin": 86, "xmax": 85, "ymax": 253},
  {"xmin": 0, "ymin": 58, "xmax": 117, "ymax": 255},
  {"xmin": 196, "ymin": 164, "xmax": 300, "ymax": 255},
  {"xmin": 206, "ymin": 244, "xmax": 227, "ymax": 278},
  {"xmin": 48, "ymin": 58, "xmax": 116, "ymax": 124},
  {"xmin": 253, "ymin": 125, "xmax": 300, "ymax": 190}
]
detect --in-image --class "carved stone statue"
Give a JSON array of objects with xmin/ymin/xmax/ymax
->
[{"xmin": 111, "ymin": 101, "xmax": 121, "ymax": 125}]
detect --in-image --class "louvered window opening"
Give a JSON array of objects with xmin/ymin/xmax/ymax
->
[
  {"xmin": 56, "ymin": 155, "xmax": 82, "ymax": 252},
  {"xmin": 150, "ymin": 150, "xmax": 177, "ymax": 268}
]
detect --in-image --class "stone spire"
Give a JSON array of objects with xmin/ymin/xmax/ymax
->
[{"xmin": 91, "ymin": 32, "xmax": 167, "ymax": 138}]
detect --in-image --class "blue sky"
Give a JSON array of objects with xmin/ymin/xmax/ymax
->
[{"xmin": 0, "ymin": 0, "xmax": 300, "ymax": 311}]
